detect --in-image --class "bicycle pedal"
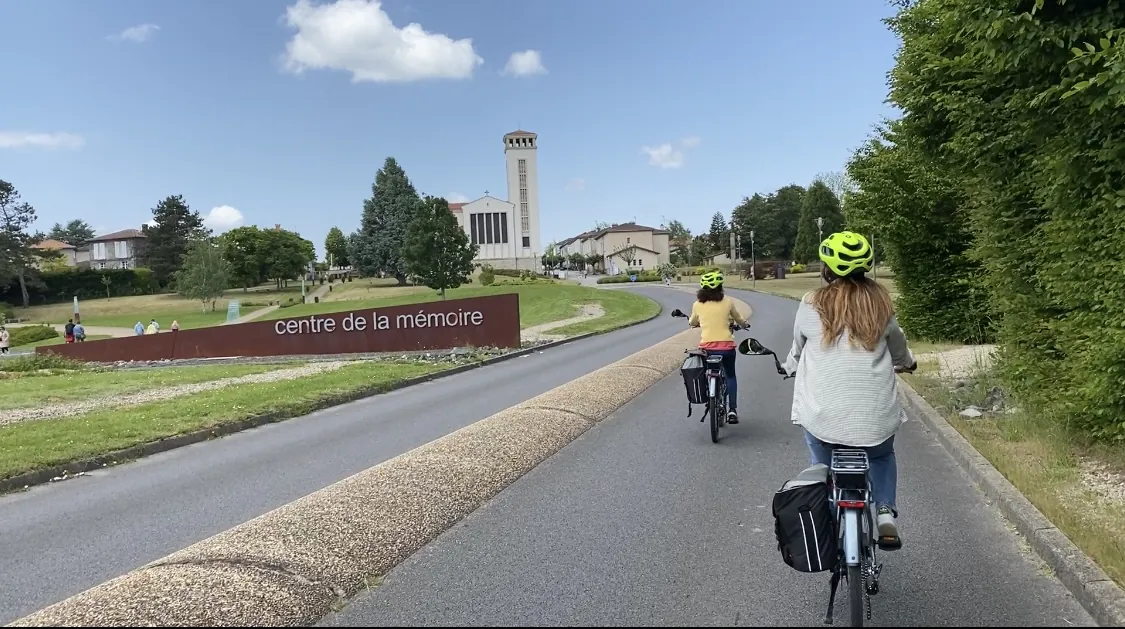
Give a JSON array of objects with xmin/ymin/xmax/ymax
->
[{"xmin": 877, "ymin": 536, "xmax": 902, "ymax": 551}]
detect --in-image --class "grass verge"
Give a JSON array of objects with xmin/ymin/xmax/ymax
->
[
  {"xmin": 0, "ymin": 363, "xmax": 289, "ymax": 410},
  {"xmin": 14, "ymin": 334, "xmax": 111, "ymax": 349},
  {"xmin": 0, "ymin": 360, "xmax": 448, "ymax": 481},
  {"xmin": 725, "ymin": 272, "xmax": 899, "ymax": 300},
  {"xmin": 904, "ymin": 356, "xmax": 1125, "ymax": 589},
  {"xmin": 263, "ymin": 284, "xmax": 660, "ymax": 331}
]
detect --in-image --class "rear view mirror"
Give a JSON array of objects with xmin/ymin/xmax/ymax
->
[
  {"xmin": 739, "ymin": 338, "xmax": 771, "ymax": 355},
  {"xmin": 670, "ymin": 309, "xmax": 686, "ymax": 318}
]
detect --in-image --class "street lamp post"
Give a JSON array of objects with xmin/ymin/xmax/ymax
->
[
  {"xmin": 816, "ymin": 216, "xmax": 825, "ymax": 283},
  {"xmin": 750, "ymin": 230, "xmax": 756, "ymax": 289}
]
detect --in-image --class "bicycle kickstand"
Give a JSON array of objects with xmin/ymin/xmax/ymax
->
[{"xmin": 824, "ymin": 568, "xmax": 840, "ymax": 625}]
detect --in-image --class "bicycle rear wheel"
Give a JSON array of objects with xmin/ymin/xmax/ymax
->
[
  {"xmin": 848, "ymin": 564, "xmax": 864, "ymax": 627},
  {"xmin": 709, "ymin": 385, "xmax": 723, "ymax": 443}
]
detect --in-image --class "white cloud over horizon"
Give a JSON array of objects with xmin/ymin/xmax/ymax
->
[
  {"xmin": 281, "ymin": 0, "xmax": 483, "ymax": 82},
  {"xmin": 447, "ymin": 193, "xmax": 470, "ymax": 203},
  {"xmin": 502, "ymin": 50, "xmax": 547, "ymax": 77},
  {"xmin": 204, "ymin": 205, "xmax": 245, "ymax": 233},
  {"xmin": 0, "ymin": 131, "xmax": 85, "ymax": 150},
  {"xmin": 641, "ymin": 136, "xmax": 701, "ymax": 169},
  {"xmin": 111, "ymin": 24, "xmax": 160, "ymax": 43}
]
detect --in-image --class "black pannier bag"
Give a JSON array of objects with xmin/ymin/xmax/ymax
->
[
  {"xmin": 680, "ymin": 351, "xmax": 708, "ymax": 416},
  {"xmin": 772, "ymin": 464, "xmax": 837, "ymax": 573}
]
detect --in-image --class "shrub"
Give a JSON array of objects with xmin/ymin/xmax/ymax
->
[
  {"xmin": 0, "ymin": 302, "xmax": 12, "ymax": 323},
  {"xmin": 596, "ymin": 272, "xmax": 661, "ymax": 284},
  {"xmin": 0, "ymin": 352, "xmax": 88, "ymax": 373},
  {"xmin": 790, "ymin": 263, "xmax": 807, "ymax": 274},
  {"xmin": 8, "ymin": 324, "xmax": 59, "ymax": 347},
  {"xmin": 479, "ymin": 264, "xmax": 496, "ymax": 286}
]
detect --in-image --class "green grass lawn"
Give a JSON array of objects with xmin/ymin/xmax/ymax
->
[
  {"xmin": 13, "ymin": 334, "xmax": 112, "ymax": 349},
  {"xmin": 0, "ymin": 360, "xmax": 448, "ymax": 481},
  {"xmin": 726, "ymin": 272, "xmax": 899, "ymax": 300},
  {"xmin": 262, "ymin": 284, "xmax": 660, "ymax": 330},
  {"xmin": 0, "ymin": 363, "xmax": 288, "ymax": 410}
]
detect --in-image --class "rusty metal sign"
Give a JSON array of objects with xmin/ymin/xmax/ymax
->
[{"xmin": 39, "ymin": 293, "xmax": 521, "ymax": 362}]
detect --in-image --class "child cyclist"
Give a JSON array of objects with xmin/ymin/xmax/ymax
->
[
  {"xmin": 688, "ymin": 271, "xmax": 750, "ymax": 423},
  {"xmin": 782, "ymin": 232, "xmax": 917, "ymax": 549}
]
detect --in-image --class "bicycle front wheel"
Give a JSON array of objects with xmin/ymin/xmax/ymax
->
[{"xmin": 848, "ymin": 564, "xmax": 864, "ymax": 627}]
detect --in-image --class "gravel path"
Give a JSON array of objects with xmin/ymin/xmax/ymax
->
[
  {"xmin": 3, "ymin": 361, "xmax": 354, "ymax": 426},
  {"xmin": 916, "ymin": 344, "xmax": 997, "ymax": 379},
  {"xmin": 521, "ymin": 304, "xmax": 606, "ymax": 343}
]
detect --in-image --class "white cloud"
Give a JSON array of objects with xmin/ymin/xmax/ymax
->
[
  {"xmin": 641, "ymin": 136, "xmax": 701, "ymax": 169},
  {"xmin": 111, "ymin": 24, "xmax": 160, "ymax": 43},
  {"xmin": 0, "ymin": 131, "xmax": 85, "ymax": 150},
  {"xmin": 565, "ymin": 178, "xmax": 586, "ymax": 192},
  {"xmin": 204, "ymin": 205, "xmax": 245, "ymax": 233},
  {"xmin": 502, "ymin": 50, "xmax": 547, "ymax": 77},
  {"xmin": 447, "ymin": 193, "xmax": 470, "ymax": 203},
  {"xmin": 281, "ymin": 0, "xmax": 483, "ymax": 83}
]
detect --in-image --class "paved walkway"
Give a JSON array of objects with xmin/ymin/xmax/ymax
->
[
  {"xmin": 521, "ymin": 304, "xmax": 606, "ymax": 343},
  {"xmin": 224, "ymin": 281, "xmax": 332, "ymax": 325}
]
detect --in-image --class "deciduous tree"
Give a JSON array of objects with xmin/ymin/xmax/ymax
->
[
  {"xmin": 175, "ymin": 239, "xmax": 231, "ymax": 311},
  {"xmin": 324, "ymin": 226, "xmax": 349, "ymax": 268},
  {"xmin": 403, "ymin": 196, "xmax": 478, "ymax": 298}
]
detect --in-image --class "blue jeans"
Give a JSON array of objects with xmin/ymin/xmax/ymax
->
[
  {"xmin": 704, "ymin": 349, "xmax": 738, "ymax": 411},
  {"xmin": 805, "ymin": 431, "xmax": 897, "ymax": 513}
]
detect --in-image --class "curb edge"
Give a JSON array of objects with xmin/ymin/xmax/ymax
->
[{"xmin": 898, "ymin": 378, "xmax": 1125, "ymax": 627}]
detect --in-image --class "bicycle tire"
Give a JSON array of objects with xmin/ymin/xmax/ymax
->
[
  {"xmin": 710, "ymin": 386, "xmax": 722, "ymax": 443},
  {"xmin": 848, "ymin": 564, "xmax": 864, "ymax": 627}
]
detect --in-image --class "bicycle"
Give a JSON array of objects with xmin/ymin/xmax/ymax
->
[
  {"xmin": 740, "ymin": 337, "xmax": 914, "ymax": 626},
  {"xmin": 671, "ymin": 308, "xmax": 748, "ymax": 443}
]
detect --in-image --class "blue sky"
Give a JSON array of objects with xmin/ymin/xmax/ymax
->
[{"xmin": 0, "ymin": 0, "xmax": 900, "ymax": 257}]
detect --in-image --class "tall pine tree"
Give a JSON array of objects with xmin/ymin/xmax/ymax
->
[
  {"xmin": 792, "ymin": 181, "xmax": 845, "ymax": 264},
  {"xmin": 707, "ymin": 212, "xmax": 729, "ymax": 255},
  {"xmin": 142, "ymin": 195, "xmax": 209, "ymax": 287},
  {"xmin": 403, "ymin": 196, "xmax": 478, "ymax": 298},
  {"xmin": 350, "ymin": 157, "xmax": 422, "ymax": 285}
]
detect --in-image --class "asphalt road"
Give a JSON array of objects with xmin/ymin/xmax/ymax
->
[
  {"xmin": 0, "ymin": 286, "xmax": 685, "ymax": 624},
  {"xmin": 322, "ymin": 288, "xmax": 1096, "ymax": 627}
]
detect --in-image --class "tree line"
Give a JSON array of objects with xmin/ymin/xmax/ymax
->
[
  {"xmin": 324, "ymin": 157, "xmax": 477, "ymax": 298},
  {"xmin": 842, "ymin": 0, "xmax": 1125, "ymax": 438},
  {"xmin": 0, "ymin": 180, "xmax": 317, "ymax": 309},
  {"xmin": 655, "ymin": 176, "xmax": 848, "ymax": 268}
]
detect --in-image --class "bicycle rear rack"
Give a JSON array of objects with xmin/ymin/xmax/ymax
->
[{"xmin": 830, "ymin": 449, "xmax": 870, "ymax": 491}]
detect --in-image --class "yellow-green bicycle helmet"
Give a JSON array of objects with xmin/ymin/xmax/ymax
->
[
  {"xmin": 700, "ymin": 271, "xmax": 724, "ymax": 289},
  {"xmin": 819, "ymin": 231, "xmax": 873, "ymax": 277}
]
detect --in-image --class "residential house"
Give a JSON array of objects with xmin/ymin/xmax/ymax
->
[
  {"xmin": 556, "ymin": 223, "xmax": 671, "ymax": 274},
  {"xmin": 31, "ymin": 239, "xmax": 78, "ymax": 268},
  {"xmin": 79, "ymin": 229, "xmax": 146, "ymax": 270}
]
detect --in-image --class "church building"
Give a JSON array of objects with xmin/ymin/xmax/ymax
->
[{"xmin": 448, "ymin": 130, "xmax": 542, "ymax": 270}]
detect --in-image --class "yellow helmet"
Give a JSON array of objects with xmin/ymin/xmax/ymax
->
[
  {"xmin": 699, "ymin": 271, "xmax": 724, "ymax": 289},
  {"xmin": 819, "ymin": 231, "xmax": 873, "ymax": 277}
]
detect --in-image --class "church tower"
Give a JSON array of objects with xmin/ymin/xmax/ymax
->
[{"xmin": 504, "ymin": 130, "xmax": 540, "ymax": 261}]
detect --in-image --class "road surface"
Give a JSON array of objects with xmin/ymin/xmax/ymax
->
[
  {"xmin": 0, "ymin": 287, "xmax": 680, "ymax": 624},
  {"xmin": 320, "ymin": 288, "xmax": 1095, "ymax": 627}
]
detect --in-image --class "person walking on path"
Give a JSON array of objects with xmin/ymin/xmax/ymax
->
[
  {"xmin": 145, "ymin": 320, "xmax": 158, "ymax": 335},
  {"xmin": 170, "ymin": 320, "xmax": 180, "ymax": 332},
  {"xmin": 134, "ymin": 321, "xmax": 145, "ymax": 336},
  {"xmin": 64, "ymin": 319, "xmax": 76, "ymax": 344},
  {"xmin": 0, "ymin": 326, "xmax": 9, "ymax": 355},
  {"xmin": 73, "ymin": 322, "xmax": 86, "ymax": 342}
]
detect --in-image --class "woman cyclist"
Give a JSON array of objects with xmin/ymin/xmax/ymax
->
[
  {"xmin": 782, "ymin": 232, "xmax": 917, "ymax": 550},
  {"xmin": 688, "ymin": 271, "xmax": 750, "ymax": 423}
]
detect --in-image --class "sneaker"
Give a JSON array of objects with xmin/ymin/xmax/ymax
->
[
  {"xmin": 727, "ymin": 411, "xmax": 739, "ymax": 425},
  {"xmin": 876, "ymin": 506, "xmax": 902, "ymax": 551}
]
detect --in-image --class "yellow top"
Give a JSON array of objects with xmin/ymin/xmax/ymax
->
[{"xmin": 688, "ymin": 297, "xmax": 748, "ymax": 346}]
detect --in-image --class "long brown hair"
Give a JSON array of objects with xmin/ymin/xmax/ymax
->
[
  {"xmin": 696, "ymin": 286, "xmax": 725, "ymax": 302},
  {"xmin": 809, "ymin": 272, "xmax": 894, "ymax": 351}
]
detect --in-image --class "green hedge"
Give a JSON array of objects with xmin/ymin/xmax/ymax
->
[
  {"xmin": 868, "ymin": 1, "xmax": 1125, "ymax": 438},
  {"xmin": 1, "ymin": 268, "xmax": 160, "ymax": 306},
  {"xmin": 8, "ymin": 325, "xmax": 59, "ymax": 347},
  {"xmin": 597, "ymin": 271, "xmax": 661, "ymax": 284}
]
